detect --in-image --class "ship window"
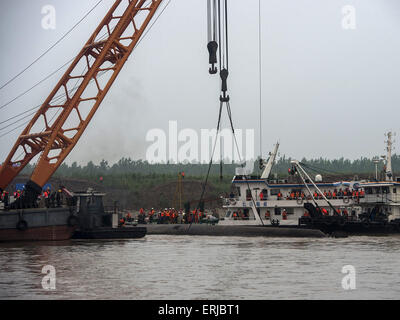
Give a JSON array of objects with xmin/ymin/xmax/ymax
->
[
  {"xmin": 393, "ymin": 188, "xmax": 397, "ymax": 194},
  {"xmin": 285, "ymin": 208, "xmax": 294, "ymax": 215},
  {"xmin": 225, "ymin": 210, "xmax": 232, "ymax": 218},
  {"xmin": 270, "ymin": 189, "xmax": 280, "ymax": 196},
  {"xmin": 246, "ymin": 189, "xmax": 252, "ymax": 199},
  {"xmin": 236, "ymin": 187, "xmax": 241, "ymax": 196}
]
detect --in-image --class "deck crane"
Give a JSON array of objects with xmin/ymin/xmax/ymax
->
[
  {"xmin": 290, "ymin": 160, "xmax": 342, "ymax": 217},
  {"xmin": 0, "ymin": 0, "xmax": 165, "ymax": 206}
]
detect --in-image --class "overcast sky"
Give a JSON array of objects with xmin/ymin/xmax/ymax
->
[{"xmin": 0, "ymin": 0, "xmax": 400, "ymax": 166}]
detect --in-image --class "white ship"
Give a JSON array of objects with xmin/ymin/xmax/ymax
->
[{"xmin": 220, "ymin": 133, "xmax": 400, "ymax": 228}]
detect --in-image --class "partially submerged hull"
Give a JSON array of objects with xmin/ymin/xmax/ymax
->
[
  {"xmin": 145, "ymin": 224, "xmax": 326, "ymax": 238},
  {"xmin": 72, "ymin": 227, "xmax": 146, "ymax": 239}
]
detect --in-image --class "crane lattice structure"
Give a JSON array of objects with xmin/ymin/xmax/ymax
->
[{"xmin": 0, "ymin": 0, "xmax": 164, "ymax": 203}]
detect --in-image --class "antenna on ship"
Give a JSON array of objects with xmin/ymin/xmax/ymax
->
[{"xmin": 384, "ymin": 131, "xmax": 395, "ymax": 181}]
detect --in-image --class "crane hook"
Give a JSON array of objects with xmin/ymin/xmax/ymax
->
[
  {"xmin": 219, "ymin": 68, "xmax": 229, "ymax": 102},
  {"xmin": 207, "ymin": 41, "xmax": 218, "ymax": 74}
]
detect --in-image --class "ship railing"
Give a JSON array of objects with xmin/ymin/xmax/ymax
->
[
  {"xmin": 361, "ymin": 194, "xmax": 399, "ymax": 204},
  {"xmin": 104, "ymin": 205, "xmax": 123, "ymax": 215},
  {"xmin": 222, "ymin": 197, "xmax": 241, "ymax": 206}
]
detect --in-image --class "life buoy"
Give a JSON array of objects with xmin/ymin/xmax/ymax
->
[
  {"xmin": 296, "ymin": 197, "xmax": 303, "ymax": 205},
  {"xmin": 67, "ymin": 215, "xmax": 79, "ymax": 227},
  {"xmin": 16, "ymin": 219, "xmax": 28, "ymax": 231},
  {"xmin": 271, "ymin": 219, "xmax": 280, "ymax": 226},
  {"xmin": 343, "ymin": 197, "xmax": 350, "ymax": 204}
]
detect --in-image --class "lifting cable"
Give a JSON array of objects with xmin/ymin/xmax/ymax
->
[
  {"xmin": 299, "ymin": 162, "xmax": 345, "ymax": 177},
  {"xmin": 192, "ymin": 1, "xmax": 264, "ymax": 226}
]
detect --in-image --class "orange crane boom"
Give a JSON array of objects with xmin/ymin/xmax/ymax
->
[{"xmin": 0, "ymin": 0, "xmax": 163, "ymax": 198}]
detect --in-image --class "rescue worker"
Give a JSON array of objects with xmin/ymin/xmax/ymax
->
[
  {"xmin": 2, "ymin": 191, "xmax": 9, "ymax": 208},
  {"xmin": 56, "ymin": 189, "xmax": 62, "ymax": 207},
  {"xmin": 322, "ymin": 208, "xmax": 329, "ymax": 216},
  {"xmin": 138, "ymin": 208, "xmax": 145, "ymax": 224},
  {"xmin": 119, "ymin": 217, "xmax": 126, "ymax": 227},
  {"xmin": 149, "ymin": 208, "xmax": 155, "ymax": 223},
  {"xmin": 50, "ymin": 191, "xmax": 56, "ymax": 208},
  {"xmin": 303, "ymin": 211, "xmax": 310, "ymax": 217},
  {"xmin": 282, "ymin": 209, "xmax": 287, "ymax": 220},
  {"xmin": 265, "ymin": 210, "xmax": 270, "ymax": 220},
  {"xmin": 259, "ymin": 191, "xmax": 264, "ymax": 201},
  {"xmin": 43, "ymin": 189, "xmax": 50, "ymax": 208},
  {"xmin": 277, "ymin": 192, "xmax": 282, "ymax": 200}
]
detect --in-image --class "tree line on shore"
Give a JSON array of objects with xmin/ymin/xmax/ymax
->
[{"xmin": 19, "ymin": 154, "xmax": 398, "ymax": 182}]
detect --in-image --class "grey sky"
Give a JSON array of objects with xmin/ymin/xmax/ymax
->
[{"xmin": 0, "ymin": 0, "xmax": 399, "ymax": 166}]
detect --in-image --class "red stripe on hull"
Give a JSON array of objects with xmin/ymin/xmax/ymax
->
[{"xmin": 0, "ymin": 225, "xmax": 76, "ymax": 242}]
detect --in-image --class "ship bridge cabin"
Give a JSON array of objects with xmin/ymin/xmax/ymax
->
[{"xmin": 358, "ymin": 182, "xmax": 400, "ymax": 221}]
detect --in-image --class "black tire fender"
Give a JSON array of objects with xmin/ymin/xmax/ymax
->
[
  {"xmin": 67, "ymin": 215, "xmax": 79, "ymax": 227},
  {"xmin": 362, "ymin": 220, "xmax": 370, "ymax": 229},
  {"xmin": 16, "ymin": 219, "xmax": 28, "ymax": 231}
]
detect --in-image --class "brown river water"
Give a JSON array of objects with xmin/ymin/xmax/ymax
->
[{"xmin": 0, "ymin": 235, "xmax": 399, "ymax": 300}]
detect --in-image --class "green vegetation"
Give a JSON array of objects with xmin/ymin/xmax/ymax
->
[{"xmin": 19, "ymin": 155, "xmax": 398, "ymax": 194}]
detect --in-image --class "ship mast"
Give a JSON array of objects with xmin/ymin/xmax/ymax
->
[
  {"xmin": 260, "ymin": 142, "xmax": 279, "ymax": 179},
  {"xmin": 384, "ymin": 131, "xmax": 395, "ymax": 181}
]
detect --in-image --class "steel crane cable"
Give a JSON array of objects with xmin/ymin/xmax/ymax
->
[
  {"xmin": 188, "ymin": 102, "xmax": 223, "ymax": 230},
  {"xmin": 0, "ymin": 56, "xmax": 92, "ymax": 138},
  {"xmin": 226, "ymin": 100, "xmax": 265, "ymax": 225},
  {"xmin": 196, "ymin": 102, "xmax": 223, "ymax": 207},
  {"xmin": 0, "ymin": 25, "xmax": 116, "ymax": 116},
  {"xmin": 0, "ymin": 0, "xmax": 104, "ymax": 91},
  {"xmin": 0, "ymin": 0, "xmax": 172, "ymax": 117},
  {"xmin": 207, "ymin": 0, "xmax": 218, "ymax": 74},
  {"xmin": 0, "ymin": 57, "xmax": 75, "ymax": 111},
  {"xmin": 299, "ymin": 162, "xmax": 345, "ymax": 176},
  {"xmin": 0, "ymin": 0, "xmax": 170, "ymax": 131}
]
